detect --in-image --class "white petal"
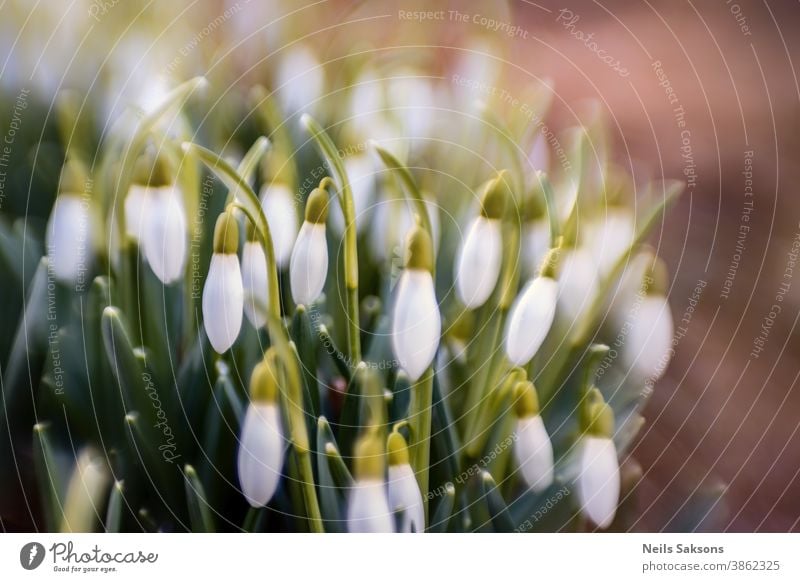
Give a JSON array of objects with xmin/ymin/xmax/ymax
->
[
  {"xmin": 46, "ymin": 195, "xmax": 92, "ymax": 283},
  {"xmin": 347, "ymin": 478, "xmax": 394, "ymax": 533},
  {"xmin": 290, "ymin": 222, "xmax": 328, "ymax": 305},
  {"xmin": 557, "ymin": 248, "xmax": 599, "ymax": 324},
  {"xmin": 585, "ymin": 211, "xmax": 635, "ymax": 275},
  {"xmin": 456, "ymin": 217, "xmax": 502, "ymax": 309},
  {"xmin": 577, "ymin": 436, "xmax": 620, "ymax": 529},
  {"xmin": 275, "ymin": 45, "xmax": 323, "ymax": 115},
  {"xmin": 392, "ymin": 270, "xmax": 441, "ymax": 381},
  {"xmin": 260, "ymin": 184, "xmax": 299, "ymax": 268},
  {"xmin": 331, "ymin": 154, "xmax": 375, "ymax": 234},
  {"xmin": 505, "ymin": 277, "xmax": 558, "ymax": 365},
  {"xmin": 388, "ymin": 464, "xmax": 425, "ymax": 533},
  {"xmin": 203, "ymin": 254, "xmax": 244, "ymax": 353},
  {"xmin": 124, "ymin": 184, "xmax": 149, "ymax": 240},
  {"xmin": 241, "ymin": 241, "xmax": 269, "ymax": 328},
  {"xmin": 141, "ymin": 186, "xmax": 187, "ymax": 284},
  {"xmin": 237, "ymin": 403, "xmax": 285, "ymax": 507},
  {"xmin": 514, "ymin": 416, "xmax": 554, "ymax": 493},
  {"xmin": 623, "ymin": 295, "xmax": 673, "ymax": 380},
  {"xmin": 521, "ymin": 220, "xmax": 550, "ymax": 279}
]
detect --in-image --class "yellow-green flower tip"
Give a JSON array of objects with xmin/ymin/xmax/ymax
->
[
  {"xmin": 58, "ymin": 158, "xmax": 89, "ymax": 196},
  {"xmin": 514, "ymin": 381, "xmax": 540, "ymax": 418},
  {"xmin": 250, "ymin": 353, "xmax": 279, "ymax": 403},
  {"xmin": 387, "ymin": 431, "xmax": 410, "ymax": 466},
  {"xmin": 353, "ymin": 430, "xmax": 385, "ymax": 480},
  {"xmin": 245, "ymin": 220, "xmax": 258, "ymax": 242},
  {"xmin": 132, "ymin": 148, "xmax": 175, "ymax": 187},
  {"xmin": 522, "ymin": 178, "xmax": 546, "ymax": 222},
  {"xmin": 539, "ymin": 244, "xmax": 562, "ymax": 279},
  {"xmin": 404, "ymin": 224, "xmax": 434, "ymax": 272},
  {"xmin": 479, "ymin": 170, "xmax": 509, "ymax": 220},
  {"xmin": 585, "ymin": 389, "xmax": 615, "ymax": 438},
  {"xmin": 213, "ymin": 210, "xmax": 239, "ymax": 255},
  {"xmin": 305, "ymin": 187, "xmax": 329, "ymax": 224}
]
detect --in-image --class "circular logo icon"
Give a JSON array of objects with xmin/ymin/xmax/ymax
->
[{"xmin": 19, "ymin": 542, "xmax": 45, "ymax": 570}]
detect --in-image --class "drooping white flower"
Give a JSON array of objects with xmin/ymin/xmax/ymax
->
[
  {"xmin": 521, "ymin": 220, "xmax": 550, "ymax": 279},
  {"xmin": 238, "ymin": 356, "xmax": 285, "ymax": 507},
  {"xmin": 331, "ymin": 154, "xmax": 375, "ymax": 234},
  {"xmin": 46, "ymin": 159, "xmax": 93, "ymax": 284},
  {"xmin": 348, "ymin": 431, "xmax": 394, "ymax": 533},
  {"xmin": 622, "ymin": 278, "xmax": 673, "ymax": 381},
  {"xmin": 203, "ymin": 211, "xmax": 243, "ymax": 353},
  {"xmin": 505, "ymin": 275, "xmax": 558, "ymax": 366},
  {"xmin": 455, "ymin": 174, "xmax": 507, "ymax": 309},
  {"xmin": 387, "ymin": 432, "xmax": 424, "ymax": 533},
  {"xmin": 275, "ymin": 45, "xmax": 324, "ymax": 116},
  {"xmin": 260, "ymin": 182, "xmax": 299, "ymax": 268},
  {"xmin": 557, "ymin": 247, "xmax": 599, "ymax": 324},
  {"xmin": 392, "ymin": 225, "xmax": 441, "ymax": 382},
  {"xmin": 585, "ymin": 209, "xmax": 635, "ymax": 276},
  {"xmin": 290, "ymin": 187, "xmax": 329, "ymax": 305},
  {"xmin": 513, "ymin": 382, "xmax": 554, "ymax": 493},
  {"xmin": 141, "ymin": 185, "xmax": 187, "ymax": 284},
  {"xmin": 124, "ymin": 184, "xmax": 148, "ymax": 241},
  {"xmin": 576, "ymin": 390, "xmax": 620, "ymax": 529},
  {"xmin": 241, "ymin": 239, "xmax": 269, "ymax": 329}
]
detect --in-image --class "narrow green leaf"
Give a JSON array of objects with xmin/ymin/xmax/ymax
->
[
  {"xmin": 324, "ymin": 442, "xmax": 354, "ymax": 489},
  {"xmin": 236, "ymin": 136, "xmax": 270, "ymax": 186},
  {"xmin": 183, "ymin": 465, "xmax": 215, "ymax": 532},
  {"xmin": 105, "ymin": 480, "xmax": 125, "ymax": 532},
  {"xmin": 429, "ymin": 483, "xmax": 456, "ymax": 533},
  {"xmin": 481, "ymin": 471, "xmax": 515, "ymax": 533},
  {"xmin": 33, "ymin": 422, "xmax": 65, "ymax": 532},
  {"xmin": 316, "ymin": 416, "xmax": 346, "ymax": 532}
]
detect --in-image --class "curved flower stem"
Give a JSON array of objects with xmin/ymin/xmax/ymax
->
[
  {"xmin": 301, "ymin": 114, "xmax": 361, "ymax": 363},
  {"xmin": 181, "ymin": 142, "xmax": 281, "ymax": 322},
  {"xmin": 250, "ymin": 85, "xmax": 298, "ymax": 189}
]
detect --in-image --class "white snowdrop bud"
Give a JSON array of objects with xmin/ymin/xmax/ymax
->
[
  {"xmin": 455, "ymin": 174, "xmax": 507, "ymax": 309},
  {"xmin": 241, "ymin": 234, "xmax": 268, "ymax": 329},
  {"xmin": 557, "ymin": 247, "xmax": 599, "ymax": 324},
  {"xmin": 46, "ymin": 160, "xmax": 93, "ymax": 283},
  {"xmin": 505, "ymin": 250, "xmax": 559, "ymax": 366},
  {"xmin": 348, "ymin": 431, "xmax": 393, "ymax": 533},
  {"xmin": 512, "ymin": 382, "xmax": 554, "ymax": 493},
  {"xmin": 392, "ymin": 225, "xmax": 441, "ymax": 382},
  {"xmin": 576, "ymin": 390, "xmax": 620, "ymax": 529},
  {"xmin": 260, "ymin": 182, "xmax": 299, "ymax": 268},
  {"xmin": 387, "ymin": 432, "xmax": 424, "ymax": 533},
  {"xmin": 585, "ymin": 209, "xmax": 635, "ymax": 276},
  {"xmin": 290, "ymin": 188, "xmax": 329, "ymax": 305},
  {"xmin": 622, "ymin": 263, "xmax": 673, "ymax": 381},
  {"xmin": 275, "ymin": 45, "xmax": 324, "ymax": 116},
  {"xmin": 203, "ymin": 211, "xmax": 243, "ymax": 353},
  {"xmin": 128, "ymin": 149, "xmax": 187, "ymax": 284},
  {"xmin": 238, "ymin": 355, "xmax": 285, "ymax": 507}
]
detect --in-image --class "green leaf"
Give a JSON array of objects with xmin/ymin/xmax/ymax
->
[
  {"xmin": 429, "ymin": 483, "xmax": 455, "ymax": 533},
  {"xmin": 105, "ymin": 480, "xmax": 125, "ymax": 532},
  {"xmin": 480, "ymin": 471, "xmax": 515, "ymax": 533},
  {"xmin": 316, "ymin": 416, "xmax": 346, "ymax": 532},
  {"xmin": 291, "ymin": 305, "xmax": 321, "ymax": 433},
  {"xmin": 236, "ymin": 136, "xmax": 270, "ymax": 186},
  {"xmin": 33, "ymin": 422, "xmax": 66, "ymax": 531},
  {"xmin": 183, "ymin": 465, "xmax": 215, "ymax": 532}
]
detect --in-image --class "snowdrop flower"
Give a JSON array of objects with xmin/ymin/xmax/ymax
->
[
  {"xmin": 331, "ymin": 154, "xmax": 375, "ymax": 234},
  {"xmin": 455, "ymin": 173, "xmax": 507, "ymax": 309},
  {"xmin": 505, "ymin": 249, "xmax": 559, "ymax": 366},
  {"xmin": 238, "ymin": 353, "xmax": 285, "ymax": 507},
  {"xmin": 585, "ymin": 208, "xmax": 635, "ymax": 276},
  {"xmin": 622, "ymin": 261, "xmax": 674, "ymax": 381},
  {"xmin": 392, "ymin": 225, "xmax": 441, "ymax": 382},
  {"xmin": 275, "ymin": 45, "xmax": 324, "ymax": 116},
  {"xmin": 576, "ymin": 389, "xmax": 620, "ymax": 529},
  {"xmin": 241, "ymin": 226, "xmax": 269, "ymax": 329},
  {"xmin": 127, "ymin": 149, "xmax": 187, "ymax": 284},
  {"xmin": 290, "ymin": 187, "xmax": 329, "ymax": 305},
  {"xmin": 260, "ymin": 182, "xmax": 299, "ymax": 268},
  {"xmin": 557, "ymin": 246, "xmax": 599, "ymax": 325},
  {"xmin": 203, "ymin": 210, "xmax": 243, "ymax": 353},
  {"xmin": 387, "ymin": 431, "xmax": 424, "ymax": 533},
  {"xmin": 348, "ymin": 430, "xmax": 393, "ymax": 533},
  {"xmin": 46, "ymin": 159, "xmax": 93, "ymax": 283},
  {"xmin": 513, "ymin": 381, "xmax": 554, "ymax": 493}
]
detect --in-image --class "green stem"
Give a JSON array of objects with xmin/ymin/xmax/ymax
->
[
  {"xmin": 408, "ymin": 367, "xmax": 434, "ymax": 518},
  {"xmin": 301, "ymin": 114, "xmax": 361, "ymax": 363}
]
